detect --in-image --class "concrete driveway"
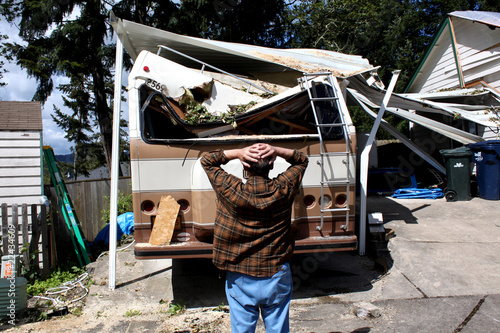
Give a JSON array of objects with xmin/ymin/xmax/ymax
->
[{"xmin": 290, "ymin": 196, "xmax": 500, "ymax": 332}]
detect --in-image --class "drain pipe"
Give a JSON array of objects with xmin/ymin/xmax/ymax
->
[
  {"xmin": 109, "ymin": 35, "xmax": 124, "ymax": 290},
  {"xmin": 359, "ymin": 70, "xmax": 400, "ymax": 255}
]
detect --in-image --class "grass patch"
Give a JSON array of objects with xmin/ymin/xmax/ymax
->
[
  {"xmin": 125, "ymin": 309, "xmax": 142, "ymax": 317},
  {"xmin": 168, "ymin": 301, "xmax": 186, "ymax": 315},
  {"xmin": 27, "ymin": 266, "xmax": 86, "ymax": 296}
]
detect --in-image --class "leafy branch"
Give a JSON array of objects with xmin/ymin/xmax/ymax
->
[
  {"xmin": 184, "ymin": 101, "xmax": 256, "ymax": 128},
  {"xmin": 487, "ymin": 107, "xmax": 500, "ymax": 127}
]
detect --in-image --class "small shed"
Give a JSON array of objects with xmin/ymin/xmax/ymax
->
[
  {"xmin": 405, "ymin": 11, "xmax": 500, "ymax": 143},
  {"xmin": 0, "ymin": 101, "xmax": 43, "ymax": 206},
  {"xmin": 0, "ymin": 101, "xmax": 47, "ymax": 267}
]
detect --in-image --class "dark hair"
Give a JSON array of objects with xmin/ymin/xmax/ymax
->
[{"xmin": 247, "ymin": 157, "xmax": 272, "ymax": 176}]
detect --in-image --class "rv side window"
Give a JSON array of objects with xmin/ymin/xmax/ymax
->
[{"xmin": 138, "ymin": 82, "xmax": 344, "ymax": 142}]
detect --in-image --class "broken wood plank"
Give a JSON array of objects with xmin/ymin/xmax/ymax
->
[{"xmin": 148, "ymin": 195, "xmax": 180, "ymax": 246}]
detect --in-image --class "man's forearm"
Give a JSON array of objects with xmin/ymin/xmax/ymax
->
[
  {"xmin": 273, "ymin": 146, "xmax": 294, "ymax": 160},
  {"xmin": 222, "ymin": 149, "xmax": 242, "ymax": 161}
]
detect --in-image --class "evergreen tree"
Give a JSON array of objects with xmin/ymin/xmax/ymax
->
[
  {"xmin": 112, "ymin": 0, "xmax": 289, "ymax": 47},
  {"xmin": 52, "ymin": 104, "xmax": 93, "ymax": 180},
  {"xmin": 0, "ymin": 33, "xmax": 6, "ymax": 88},
  {"xmin": 4, "ymin": 0, "xmax": 118, "ymax": 174}
]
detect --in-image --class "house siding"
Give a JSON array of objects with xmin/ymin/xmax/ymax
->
[
  {"xmin": 413, "ymin": 15, "xmax": 500, "ymax": 94},
  {"xmin": 406, "ymin": 12, "xmax": 500, "ymax": 144},
  {"xmin": 420, "ymin": 43, "xmax": 460, "ymax": 93},
  {"xmin": 455, "ymin": 17, "xmax": 500, "ymax": 90}
]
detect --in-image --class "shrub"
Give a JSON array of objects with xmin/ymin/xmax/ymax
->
[{"xmin": 101, "ymin": 191, "xmax": 133, "ymax": 225}]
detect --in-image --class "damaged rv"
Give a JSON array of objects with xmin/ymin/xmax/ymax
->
[
  {"xmin": 111, "ymin": 15, "xmax": 499, "ymax": 259},
  {"xmin": 111, "ymin": 17, "xmax": 379, "ymax": 259}
]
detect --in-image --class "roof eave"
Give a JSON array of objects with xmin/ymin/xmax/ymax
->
[{"xmin": 404, "ymin": 16, "xmax": 451, "ymax": 93}]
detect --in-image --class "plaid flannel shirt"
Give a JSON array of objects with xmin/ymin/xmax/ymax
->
[{"xmin": 201, "ymin": 148, "xmax": 308, "ymax": 277}]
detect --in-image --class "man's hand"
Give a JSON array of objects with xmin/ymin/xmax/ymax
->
[
  {"xmin": 250, "ymin": 143, "xmax": 276, "ymax": 164},
  {"xmin": 255, "ymin": 143, "xmax": 294, "ymax": 163},
  {"xmin": 223, "ymin": 145, "xmax": 260, "ymax": 168},
  {"xmin": 242, "ymin": 143, "xmax": 278, "ymax": 166},
  {"xmin": 239, "ymin": 145, "xmax": 261, "ymax": 168}
]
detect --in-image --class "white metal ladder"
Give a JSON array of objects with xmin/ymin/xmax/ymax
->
[{"xmin": 299, "ymin": 73, "xmax": 353, "ymax": 232}]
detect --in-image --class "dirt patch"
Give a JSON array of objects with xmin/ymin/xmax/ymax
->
[
  {"xmin": 0, "ymin": 248, "xmax": 232, "ymax": 332},
  {"xmin": 158, "ymin": 308, "xmax": 232, "ymax": 333},
  {"xmin": 0, "ymin": 243, "xmax": 387, "ymax": 332}
]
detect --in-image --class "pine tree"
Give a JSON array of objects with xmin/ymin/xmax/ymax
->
[
  {"xmin": 5, "ymin": 0, "xmax": 117, "ymax": 174},
  {"xmin": 0, "ymin": 33, "xmax": 6, "ymax": 88}
]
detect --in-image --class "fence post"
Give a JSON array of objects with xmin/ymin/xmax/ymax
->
[
  {"xmin": 29, "ymin": 204, "xmax": 40, "ymax": 269},
  {"xmin": 12, "ymin": 204, "xmax": 19, "ymax": 255},
  {"xmin": 1, "ymin": 203, "xmax": 7, "ymax": 256},
  {"xmin": 40, "ymin": 205, "xmax": 49, "ymax": 278},
  {"xmin": 22, "ymin": 204, "xmax": 29, "ymax": 268}
]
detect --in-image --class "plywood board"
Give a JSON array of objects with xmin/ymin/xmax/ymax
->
[{"xmin": 148, "ymin": 195, "xmax": 180, "ymax": 246}]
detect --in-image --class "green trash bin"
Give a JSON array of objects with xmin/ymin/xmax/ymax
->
[{"xmin": 440, "ymin": 147, "xmax": 473, "ymax": 201}]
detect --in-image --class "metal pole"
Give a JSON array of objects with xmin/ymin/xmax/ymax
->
[
  {"xmin": 109, "ymin": 34, "xmax": 124, "ymax": 290},
  {"xmin": 359, "ymin": 70, "xmax": 400, "ymax": 255}
]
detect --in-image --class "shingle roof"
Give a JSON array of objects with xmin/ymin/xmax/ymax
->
[{"xmin": 0, "ymin": 101, "xmax": 43, "ymax": 131}]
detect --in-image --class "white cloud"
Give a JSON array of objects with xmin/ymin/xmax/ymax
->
[{"xmin": 0, "ymin": 64, "xmax": 36, "ymax": 100}]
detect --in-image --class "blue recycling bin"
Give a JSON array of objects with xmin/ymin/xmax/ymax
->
[{"xmin": 469, "ymin": 140, "xmax": 500, "ymax": 200}]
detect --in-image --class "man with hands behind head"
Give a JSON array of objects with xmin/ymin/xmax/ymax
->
[{"xmin": 201, "ymin": 143, "xmax": 309, "ymax": 333}]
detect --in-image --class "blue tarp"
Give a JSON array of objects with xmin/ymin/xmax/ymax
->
[
  {"xmin": 391, "ymin": 188, "xmax": 444, "ymax": 199},
  {"xmin": 91, "ymin": 212, "xmax": 134, "ymax": 246}
]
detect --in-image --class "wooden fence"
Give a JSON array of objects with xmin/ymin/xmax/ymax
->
[
  {"xmin": 63, "ymin": 177, "xmax": 132, "ymax": 241},
  {"xmin": 0, "ymin": 178, "xmax": 132, "ymax": 276},
  {"xmin": 0, "ymin": 203, "xmax": 52, "ymax": 278}
]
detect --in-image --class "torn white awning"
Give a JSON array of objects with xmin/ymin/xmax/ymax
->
[
  {"xmin": 450, "ymin": 11, "xmax": 500, "ymax": 28},
  {"xmin": 349, "ymin": 87, "xmax": 480, "ymax": 144},
  {"xmin": 110, "ymin": 14, "xmax": 375, "ymax": 80},
  {"xmin": 398, "ymin": 96, "xmax": 498, "ymax": 128},
  {"xmin": 347, "ymin": 74, "xmax": 500, "ymax": 130}
]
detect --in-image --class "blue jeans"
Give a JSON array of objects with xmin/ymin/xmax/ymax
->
[{"xmin": 225, "ymin": 262, "xmax": 292, "ymax": 333}]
